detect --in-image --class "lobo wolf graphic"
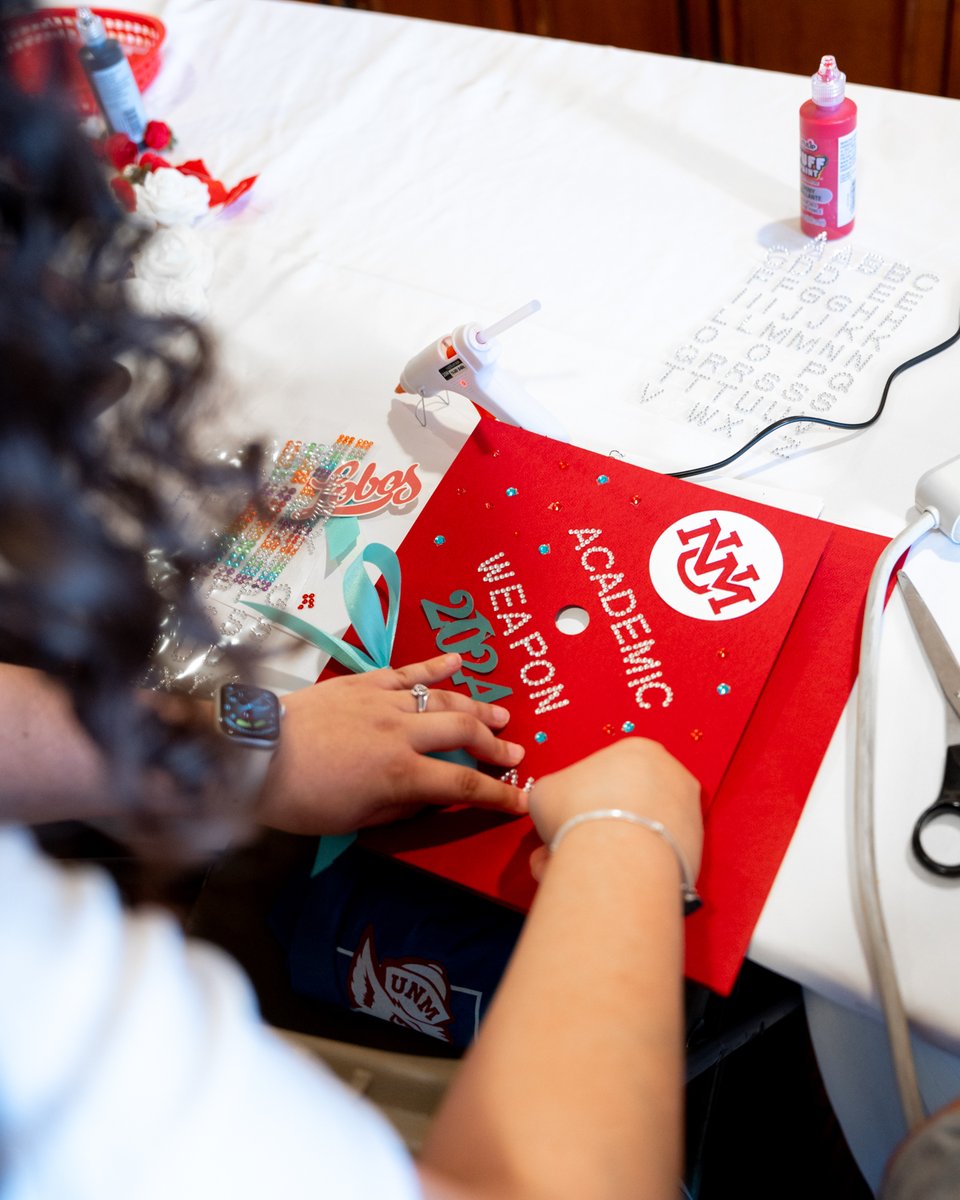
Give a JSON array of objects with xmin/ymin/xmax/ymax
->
[{"xmin": 348, "ymin": 927, "xmax": 453, "ymax": 1042}]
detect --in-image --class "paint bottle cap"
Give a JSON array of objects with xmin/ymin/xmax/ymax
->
[
  {"xmin": 811, "ymin": 55, "xmax": 846, "ymax": 106},
  {"xmin": 76, "ymin": 7, "xmax": 107, "ymax": 45}
]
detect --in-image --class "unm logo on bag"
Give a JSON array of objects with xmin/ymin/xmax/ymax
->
[
  {"xmin": 348, "ymin": 927, "xmax": 453, "ymax": 1042},
  {"xmin": 648, "ymin": 510, "xmax": 784, "ymax": 621}
]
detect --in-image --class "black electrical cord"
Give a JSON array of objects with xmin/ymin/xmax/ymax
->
[{"xmin": 669, "ymin": 310, "xmax": 960, "ymax": 479}]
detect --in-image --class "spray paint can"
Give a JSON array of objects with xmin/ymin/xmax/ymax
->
[{"xmin": 800, "ymin": 55, "xmax": 857, "ymax": 239}]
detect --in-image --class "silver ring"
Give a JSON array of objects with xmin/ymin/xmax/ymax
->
[{"xmin": 411, "ymin": 683, "xmax": 429, "ymax": 713}]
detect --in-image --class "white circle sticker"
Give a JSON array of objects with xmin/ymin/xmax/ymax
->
[{"xmin": 648, "ymin": 510, "xmax": 784, "ymax": 622}]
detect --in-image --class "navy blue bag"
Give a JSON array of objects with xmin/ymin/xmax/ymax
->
[{"xmin": 271, "ymin": 840, "xmax": 524, "ymax": 1049}]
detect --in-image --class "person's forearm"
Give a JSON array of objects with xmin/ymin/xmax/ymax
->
[
  {"xmin": 0, "ymin": 664, "xmax": 115, "ymax": 824},
  {"xmin": 0, "ymin": 655, "xmax": 528, "ymax": 836},
  {"xmin": 419, "ymin": 820, "xmax": 686, "ymax": 1200}
]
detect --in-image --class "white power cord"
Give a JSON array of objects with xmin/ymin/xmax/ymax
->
[
  {"xmin": 854, "ymin": 511, "xmax": 935, "ymax": 1132},
  {"xmin": 853, "ymin": 454, "xmax": 960, "ymax": 1132}
]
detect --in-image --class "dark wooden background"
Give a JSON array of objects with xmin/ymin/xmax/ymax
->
[{"xmin": 317, "ymin": 0, "xmax": 960, "ymax": 98}]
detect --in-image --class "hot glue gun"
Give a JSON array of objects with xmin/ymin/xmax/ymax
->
[{"xmin": 395, "ymin": 300, "xmax": 568, "ymax": 441}]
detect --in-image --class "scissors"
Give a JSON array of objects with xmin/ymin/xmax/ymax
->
[{"xmin": 898, "ymin": 571, "xmax": 960, "ymax": 878}]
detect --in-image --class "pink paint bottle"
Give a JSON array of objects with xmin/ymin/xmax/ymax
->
[{"xmin": 800, "ymin": 54, "xmax": 857, "ymax": 239}]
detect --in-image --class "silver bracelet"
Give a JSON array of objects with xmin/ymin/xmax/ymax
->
[{"xmin": 549, "ymin": 808, "xmax": 702, "ymax": 916}]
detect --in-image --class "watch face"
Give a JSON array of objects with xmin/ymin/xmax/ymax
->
[{"xmin": 218, "ymin": 684, "xmax": 282, "ymax": 745}]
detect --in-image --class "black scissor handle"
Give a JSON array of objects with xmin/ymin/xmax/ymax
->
[{"xmin": 912, "ymin": 794, "xmax": 960, "ymax": 877}]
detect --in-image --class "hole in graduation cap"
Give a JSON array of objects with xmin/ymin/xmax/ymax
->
[{"xmin": 555, "ymin": 605, "xmax": 590, "ymax": 635}]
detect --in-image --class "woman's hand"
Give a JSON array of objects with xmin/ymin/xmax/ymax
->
[
  {"xmin": 255, "ymin": 653, "xmax": 528, "ymax": 835},
  {"xmin": 420, "ymin": 739, "xmax": 703, "ymax": 1200},
  {"xmin": 526, "ymin": 739, "xmax": 703, "ymax": 882}
]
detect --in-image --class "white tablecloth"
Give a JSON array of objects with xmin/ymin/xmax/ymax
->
[{"xmin": 107, "ymin": 0, "xmax": 960, "ymax": 1061}]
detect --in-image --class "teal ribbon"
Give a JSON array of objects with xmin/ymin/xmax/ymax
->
[
  {"xmin": 310, "ymin": 832, "xmax": 356, "ymax": 877},
  {"xmin": 325, "ymin": 515, "xmax": 360, "ymax": 569},
  {"xmin": 242, "ymin": 541, "xmax": 400, "ymax": 674}
]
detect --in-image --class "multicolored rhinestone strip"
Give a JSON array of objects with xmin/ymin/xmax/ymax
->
[{"xmin": 210, "ymin": 435, "xmax": 372, "ymax": 592}]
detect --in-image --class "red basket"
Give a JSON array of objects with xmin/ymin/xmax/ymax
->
[{"xmin": 2, "ymin": 7, "xmax": 165, "ymax": 116}]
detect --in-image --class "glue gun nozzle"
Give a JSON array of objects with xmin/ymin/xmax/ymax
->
[{"xmin": 394, "ymin": 383, "xmax": 406, "ymax": 394}]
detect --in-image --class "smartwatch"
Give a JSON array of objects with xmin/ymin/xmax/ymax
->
[
  {"xmin": 215, "ymin": 682, "xmax": 283, "ymax": 748},
  {"xmin": 214, "ymin": 683, "xmax": 284, "ymax": 803}
]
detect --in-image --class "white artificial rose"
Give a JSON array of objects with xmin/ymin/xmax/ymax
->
[
  {"xmin": 129, "ymin": 226, "xmax": 215, "ymax": 319},
  {"xmin": 136, "ymin": 226, "xmax": 214, "ymax": 288},
  {"xmin": 128, "ymin": 276, "xmax": 211, "ymax": 321},
  {"xmin": 135, "ymin": 168, "xmax": 211, "ymax": 227}
]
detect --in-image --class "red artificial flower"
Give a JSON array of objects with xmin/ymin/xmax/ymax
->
[
  {"xmin": 176, "ymin": 159, "xmax": 224, "ymax": 206},
  {"xmin": 143, "ymin": 120, "xmax": 174, "ymax": 151},
  {"xmin": 105, "ymin": 133, "xmax": 138, "ymax": 172},
  {"xmin": 109, "ymin": 175, "xmax": 137, "ymax": 213},
  {"xmin": 176, "ymin": 159, "xmax": 258, "ymax": 209},
  {"xmin": 223, "ymin": 174, "xmax": 258, "ymax": 207},
  {"xmin": 89, "ymin": 117, "xmax": 258, "ymax": 216},
  {"xmin": 138, "ymin": 152, "xmax": 171, "ymax": 172}
]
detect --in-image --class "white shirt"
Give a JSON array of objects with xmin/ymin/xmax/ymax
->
[{"xmin": 0, "ymin": 827, "xmax": 423, "ymax": 1199}]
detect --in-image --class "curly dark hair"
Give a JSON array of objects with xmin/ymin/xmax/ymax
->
[{"xmin": 0, "ymin": 2, "xmax": 262, "ymax": 839}]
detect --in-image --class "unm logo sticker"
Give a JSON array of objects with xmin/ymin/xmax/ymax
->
[{"xmin": 648, "ymin": 510, "xmax": 784, "ymax": 622}]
